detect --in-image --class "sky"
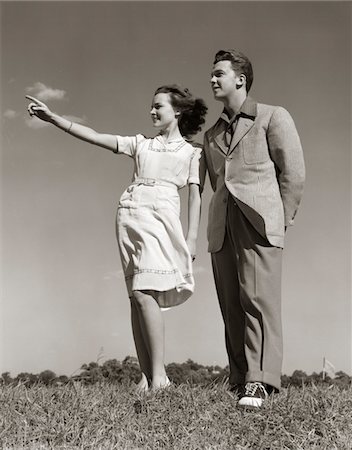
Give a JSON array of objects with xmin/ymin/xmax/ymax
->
[{"xmin": 1, "ymin": 1, "xmax": 351, "ymax": 378}]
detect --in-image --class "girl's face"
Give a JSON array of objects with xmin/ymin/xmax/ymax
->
[{"xmin": 150, "ymin": 93, "xmax": 179, "ymax": 131}]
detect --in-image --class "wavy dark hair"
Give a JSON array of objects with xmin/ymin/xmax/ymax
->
[
  {"xmin": 214, "ymin": 49, "xmax": 253, "ymax": 93},
  {"xmin": 154, "ymin": 85, "xmax": 207, "ymax": 139}
]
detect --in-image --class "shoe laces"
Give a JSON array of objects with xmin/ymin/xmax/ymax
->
[{"xmin": 244, "ymin": 382, "xmax": 268, "ymax": 397}]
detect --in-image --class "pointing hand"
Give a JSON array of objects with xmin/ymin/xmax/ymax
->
[{"xmin": 26, "ymin": 95, "xmax": 53, "ymax": 122}]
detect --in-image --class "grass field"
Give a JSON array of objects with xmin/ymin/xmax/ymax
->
[{"xmin": 1, "ymin": 380, "xmax": 351, "ymax": 449}]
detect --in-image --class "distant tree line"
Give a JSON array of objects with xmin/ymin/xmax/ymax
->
[{"xmin": 1, "ymin": 357, "xmax": 351, "ymax": 388}]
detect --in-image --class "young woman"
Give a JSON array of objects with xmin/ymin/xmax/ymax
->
[{"xmin": 26, "ymin": 85, "xmax": 207, "ymax": 391}]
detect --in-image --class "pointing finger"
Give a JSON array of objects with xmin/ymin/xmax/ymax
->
[{"xmin": 25, "ymin": 95, "xmax": 45, "ymax": 106}]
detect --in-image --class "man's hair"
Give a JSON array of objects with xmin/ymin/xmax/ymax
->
[{"xmin": 214, "ymin": 50, "xmax": 253, "ymax": 93}]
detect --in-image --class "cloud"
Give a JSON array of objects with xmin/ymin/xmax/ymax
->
[
  {"xmin": 26, "ymin": 82, "xmax": 67, "ymax": 102},
  {"xmin": 3, "ymin": 109, "xmax": 18, "ymax": 119}
]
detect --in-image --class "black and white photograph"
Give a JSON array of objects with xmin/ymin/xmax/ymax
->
[{"xmin": 1, "ymin": 1, "xmax": 351, "ymax": 448}]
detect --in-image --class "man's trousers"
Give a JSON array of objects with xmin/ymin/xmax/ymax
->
[{"xmin": 211, "ymin": 197, "xmax": 283, "ymax": 391}]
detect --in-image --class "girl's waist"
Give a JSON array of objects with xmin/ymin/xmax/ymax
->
[{"xmin": 131, "ymin": 177, "xmax": 179, "ymax": 189}]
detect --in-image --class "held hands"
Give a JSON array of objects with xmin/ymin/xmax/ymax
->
[{"xmin": 26, "ymin": 95, "xmax": 53, "ymax": 122}]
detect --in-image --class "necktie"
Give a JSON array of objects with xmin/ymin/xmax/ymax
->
[{"xmin": 224, "ymin": 115, "xmax": 238, "ymax": 149}]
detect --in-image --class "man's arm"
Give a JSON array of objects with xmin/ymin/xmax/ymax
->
[{"xmin": 267, "ymin": 107, "xmax": 305, "ymax": 227}]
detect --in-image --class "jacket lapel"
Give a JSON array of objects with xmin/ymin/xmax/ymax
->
[
  {"xmin": 228, "ymin": 116, "xmax": 255, "ymax": 154},
  {"xmin": 211, "ymin": 97, "xmax": 257, "ymax": 156},
  {"xmin": 214, "ymin": 128, "xmax": 228, "ymax": 155},
  {"xmin": 228, "ymin": 96, "xmax": 257, "ymax": 154}
]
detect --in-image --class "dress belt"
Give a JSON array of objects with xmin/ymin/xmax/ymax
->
[{"xmin": 131, "ymin": 177, "xmax": 178, "ymax": 189}]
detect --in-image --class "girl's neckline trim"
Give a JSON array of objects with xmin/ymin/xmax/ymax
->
[
  {"xmin": 148, "ymin": 137, "xmax": 187, "ymax": 153},
  {"xmin": 155, "ymin": 134, "xmax": 184, "ymax": 144}
]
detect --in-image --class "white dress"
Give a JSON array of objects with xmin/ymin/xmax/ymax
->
[{"xmin": 114, "ymin": 134, "xmax": 201, "ymax": 308}]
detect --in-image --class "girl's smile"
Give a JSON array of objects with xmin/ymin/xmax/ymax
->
[{"xmin": 150, "ymin": 93, "xmax": 179, "ymax": 131}]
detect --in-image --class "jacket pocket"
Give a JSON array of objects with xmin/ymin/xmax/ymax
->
[{"xmin": 242, "ymin": 135, "xmax": 270, "ymax": 165}]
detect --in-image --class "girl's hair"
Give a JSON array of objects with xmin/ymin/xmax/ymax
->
[{"xmin": 154, "ymin": 85, "xmax": 208, "ymax": 138}]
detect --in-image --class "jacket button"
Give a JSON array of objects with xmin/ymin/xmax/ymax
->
[{"xmin": 223, "ymin": 198, "xmax": 227, "ymax": 203}]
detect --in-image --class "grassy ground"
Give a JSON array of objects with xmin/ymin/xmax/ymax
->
[{"xmin": 0, "ymin": 380, "xmax": 351, "ymax": 449}]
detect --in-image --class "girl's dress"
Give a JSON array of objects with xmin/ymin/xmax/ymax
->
[{"xmin": 114, "ymin": 134, "xmax": 201, "ymax": 308}]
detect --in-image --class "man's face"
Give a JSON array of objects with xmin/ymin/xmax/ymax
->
[{"xmin": 210, "ymin": 60, "xmax": 242, "ymax": 100}]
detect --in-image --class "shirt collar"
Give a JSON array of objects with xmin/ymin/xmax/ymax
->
[{"xmin": 220, "ymin": 96, "xmax": 257, "ymax": 124}]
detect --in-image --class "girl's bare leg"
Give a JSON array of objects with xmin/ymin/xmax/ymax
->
[
  {"xmin": 130, "ymin": 296, "xmax": 152, "ymax": 391},
  {"xmin": 133, "ymin": 290, "xmax": 169, "ymax": 389}
]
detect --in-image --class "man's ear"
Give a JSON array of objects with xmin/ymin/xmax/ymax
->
[{"xmin": 236, "ymin": 74, "xmax": 246, "ymax": 89}]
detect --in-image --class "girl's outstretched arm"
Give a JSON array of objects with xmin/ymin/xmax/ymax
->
[
  {"xmin": 26, "ymin": 95, "xmax": 117, "ymax": 152},
  {"xmin": 186, "ymin": 183, "xmax": 201, "ymax": 261}
]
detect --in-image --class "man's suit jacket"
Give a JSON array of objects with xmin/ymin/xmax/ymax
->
[{"xmin": 200, "ymin": 96, "xmax": 305, "ymax": 250}]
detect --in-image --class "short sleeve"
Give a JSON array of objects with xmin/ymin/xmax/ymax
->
[
  {"xmin": 114, "ymin": 134, "xmax": 145, "ymax": 157},
  {"xmin": 188, "ymin": 147, "xmax": 202, "ymax": 185}
]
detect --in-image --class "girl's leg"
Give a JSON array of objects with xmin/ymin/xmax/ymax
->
[
  {"xmin": 133, "ymin": 290, "xmax": 168, "ymax": 389},
  {"xmin": 130, "ymin": 296, "xmax": 152, "ymax": 391}
]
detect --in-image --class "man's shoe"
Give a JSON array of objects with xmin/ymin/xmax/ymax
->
[{"xmin": 237, "ymin": 382, "xmax": 269, "ymax": 408}]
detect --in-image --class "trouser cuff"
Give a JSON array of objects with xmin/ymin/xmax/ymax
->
[{"xmin": 245, "ymin": 370, "xmax": 281, "ymax": 392}]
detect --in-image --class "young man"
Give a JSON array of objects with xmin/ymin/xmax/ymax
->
[{"xmin": 200, "ymin": 50, "xmax": 305, "ymax": 408}]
